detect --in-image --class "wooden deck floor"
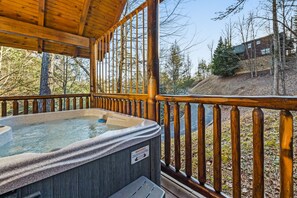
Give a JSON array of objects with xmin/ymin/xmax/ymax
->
[{"xmin": 161, "ymin": 173, "xmax": 205, "ymax": 198}]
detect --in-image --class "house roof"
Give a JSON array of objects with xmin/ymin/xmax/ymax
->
[{"xmin": 0, "ymin": 0, "xmax": 127, "ymax": 58}]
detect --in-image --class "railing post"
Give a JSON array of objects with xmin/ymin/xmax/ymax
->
[
  {"xmin": 147, "ymin": 0, "xmax": 159, "ymax": 121},
  {"xmin": 90, "ymin": 38, "xmax": 98, "ymax": 108}
]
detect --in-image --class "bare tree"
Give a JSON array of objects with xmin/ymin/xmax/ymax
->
[{"xmin": 207, "ymin": 40, "xmax": 215, "ymax": 61}]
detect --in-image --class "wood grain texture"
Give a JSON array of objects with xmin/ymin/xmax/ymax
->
[
  {"xmin": 164, "ymin": 101, "xmax": 171, "ymax": 166},
  {"xmin": 213, "ymin": 104, "xmax": 222, "ymax": 193},
  {"xmin": 279, "ymin": 110, "xmax": 293, "ymax": 198},
  {"xmin": 173, "ymin": 102, "xmax": 181, "ymax": 171},
  {"xmin": 231, "ymin": 106, "xmax": 241, "ymax": 198},
  {"xmin": 198, "ymin": 104, "xmax": 206, "ymax": 184},
  {"xmin": 184, "ymin": 102, "xmax": 192, "ymax": 177},
  {"xmin": 252, "ymin": 108, "xmax": 264, "ymax": 198}
]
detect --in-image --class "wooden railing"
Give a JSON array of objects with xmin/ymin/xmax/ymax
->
[
  {"xmin": 156, "ymin": 94, "xmax": 295, "ymax": 198},
  {"xmin": 96, "ymin": 2, "xmax": 148, "ymax": 94},
  {"xmin": 0, "ymin": 94, "xmax": 90, "ymax": 117},
  {"xmin": 93, "ymin": 93, "xmax": 148, "ymax": 118}
]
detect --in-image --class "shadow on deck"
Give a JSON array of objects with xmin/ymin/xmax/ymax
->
[{"xmin": 161, "ymin": 173, "xmax": 205, "ymax": 198}]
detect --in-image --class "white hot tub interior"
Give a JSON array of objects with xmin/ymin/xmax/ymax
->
[{"xmin": 0, "ymin": 109, "xmax": 143, "ymax": 158}]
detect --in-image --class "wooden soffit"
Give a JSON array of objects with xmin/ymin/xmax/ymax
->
[{"xmin": 0, "ymin": 0, "xmax": 127, "ymax": 58}]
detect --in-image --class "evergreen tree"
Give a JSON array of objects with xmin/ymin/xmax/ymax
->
[{"xmin": 211, "ymin": 37, "xmax": 239, "ymax": 77}]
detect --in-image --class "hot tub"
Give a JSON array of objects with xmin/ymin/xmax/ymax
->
[{"xmin": 0, "ymin": 109, "xmax": 161, "ymax": 198}]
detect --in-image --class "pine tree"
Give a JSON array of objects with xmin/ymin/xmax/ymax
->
[{"xmin": 211, "ymin": 37, "xmax": 239, "ymax": 77}]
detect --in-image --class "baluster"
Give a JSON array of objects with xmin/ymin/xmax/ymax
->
[
  {"xmin": 137, "ymin": 100, "xmax": 142, "ymax": 117},
  {"xmin": 231, "ymin": 106, "xmax": 241, "ymax": 197},
  {"xmin": 13, "ymin": 100, "xmax": 19, "ymax": 115},
  {"xmin": 73, "ymin": 97, "xmax": 76, "ymax": 110},
  {"xmin": 252, "ymin": 107, "xmax": 264, "ymax": 198},
  {"xmin": 213, "ymin": 104, "xmax": 222, "ymax": 192},
  {"xmin": 142, "ymin": 9, "xmax": 146, "ymax": 94},
  {"xmin": 127, "ymin": 100, "xmax": 131, "ymax": 115},
  {"xmin": 86, "ymin": 96, "xmax": 89, "ymax": 108},
  {"xmin": 279, "ymin": 110, "xmax": 293, "ymax": 198},
  {"xmin": 24, "ymin": 100, "xmax": 29, "ymax": 114},
  {"xmin": 51, "ymin": 99, "xmax": 55, "ymax": 112},
  {"xmin": 66, "ymin": 97, "xmax": 70, "ymax": 110},
  {"xmin": 95, "ymin": 97, "xmax": 99, "ymax": 108},
  {"xmin": 174, "ymin": 102, "xmax": 181, "ymax": 171},
  {"xmin": 106, "ymin": 98, "xmax": 110, "ymax": 110},
  {"xmin": 156, "ymin": 101, "xmax": 160, "ymax": 124},
  {"xmin": 119, "ymin": 100, "xmax": 123, "ymax": 113},
  {"xmin": 185, "ymin": 102, "xmax": 192, "ymax": 177},
  {"xmin": 123, "ymin": 100, "xmax": 127, "ymax": 114},
  {"xmin": 136, "ymin": 11, "xmax": 139, "ymax": 93},
  {"xmin": 105, "ymin": 98, "xmax": 108, "ymax": 110},
  {"xmin": 115, "ymin": 99, "xmax": 119, "ymax": 112},
  {"xmin": 111, "ymin": 99, "xmax": 115, "ymax": 111},
  {"xmin": 130, "ymin": 17, "xmax": 133, "ymax": 93},
  {"xmin": 198, "ymin": 104, "xmax": 206, "ymax": 184},
  {"xmin": 143, "ymin": 100, "xmax": 148, "ymax": 119},
  {"xmin": 132, "ymin": 100, "xmax": 136, "ymax": 116},
  {"xmin": 42, "ymin": 99, "xmax": 46, "ymax": 112},
  {"xmin": 109, "ymin": 99, "xmax": 112, "ymax": 111},
  {"xmin": 1, "ymin": 100, "xmax": 7, "ymax": 117},
  {"xmin": 79, "ymin": 97, "xmax": 83, "ymax": 109},
  {"xmin": 164, "ymin": 101, "xmax": 171, "ymax": 166},
  {"xmin": 33, "ymin": 99, "xmax": 38, "ymax": 113},
  {"xmin": 59, "ymin": 98, "xmax": 62, "ymax": 111},
  {"xmin": 102, "ymin": 98, "xmax": 105, "ymax": 109}
]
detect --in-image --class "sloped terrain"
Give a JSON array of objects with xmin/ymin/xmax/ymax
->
[{"xmin": 190, "ymin": 67, "xmax": 297, "ymax": 96}]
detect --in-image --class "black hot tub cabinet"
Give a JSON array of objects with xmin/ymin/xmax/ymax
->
[{"xmin": 0, "ymin": 109, "xmax": 161, "ymax": 198}]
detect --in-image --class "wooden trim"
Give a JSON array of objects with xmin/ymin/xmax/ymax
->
[
  {"xmin": 38, "ymin": 0, "xmax": 46, "ymax": 53},
  {"xmin": 0, "ymin": 16, "xmax": 89, "ymax": 48},
  {"xmin": 156, "ymin": 95, "xmax": 297, "ymax": 110}
]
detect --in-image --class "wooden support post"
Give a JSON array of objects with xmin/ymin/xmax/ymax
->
[
  {"xmin": 90, "ymin": 38, "xmax": 98, "ymax": 108},
  {"xmin": 147, "ymin": 0, "xmax": 159, "ymax": 121}
]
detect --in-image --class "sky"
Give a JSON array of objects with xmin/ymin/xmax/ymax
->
[{"xmin": 170, "ymin": 0, "xmax": 266, "ymax": 72}]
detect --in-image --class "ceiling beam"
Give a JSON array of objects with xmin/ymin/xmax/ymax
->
[
  {"xmin": 38, "ymin": 0, "xmax": 46, "ymax": 53},
  {"xmin": 0, "ymin": 16, "xmax": 90, "ymax": 48},
  {"xmin": 78, "ymin": 0, "xmax": 92, "ymax": 35},
  {"xmin": 74, "ymin": 0, "xmax": 92, "ymax": 57}
]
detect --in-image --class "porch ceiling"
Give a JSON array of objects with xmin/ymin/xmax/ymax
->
[{"xmin": 0, "ymin": 0, "xmax": 127, "ymax": 58}]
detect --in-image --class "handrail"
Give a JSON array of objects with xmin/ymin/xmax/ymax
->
[
  {"xmin": 156, "ymin": 94, "xmax": 297, "ymax": 110},
  {"xmin": 94, "ymin": 93, "xmax": 148, "ymax": 100},
  {"xmin": 0, "ymin": 94, "xmax": 90, "ymax": 101}
]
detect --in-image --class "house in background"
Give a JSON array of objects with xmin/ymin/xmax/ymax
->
[{"xmin": 233, "ymin": 33, "xmax": 294, "ymax": 74}]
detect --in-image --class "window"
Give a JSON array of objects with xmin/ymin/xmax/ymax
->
[
  {"xmin": 261, "ymin": 48, "xmax": 271, "ymax": 55},
  {"xmin": 248, "ymin": 43, "xmax": 252, "ymax": 48},
  {"xmin": 256, "ymin": 40, "xmax": 261, "ymax": 45}
]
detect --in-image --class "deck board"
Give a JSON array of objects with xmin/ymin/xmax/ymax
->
[{"xmin": 161, "ymin": 173, "xmax": 205, "ymax": 198}]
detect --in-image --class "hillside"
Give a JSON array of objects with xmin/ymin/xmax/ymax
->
[{"xmin": 190, "ymin": 67, "xmax": 297, "ymax": 96}]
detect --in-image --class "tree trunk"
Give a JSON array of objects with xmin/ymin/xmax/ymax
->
[
  {"xmin": 272, "ymin": 0, "xmax": 280, "ymax": 95},
  {"xmin": 39, "ymin": 52, "xmax": 52, "ymax": 112},
  {"xmin": 280, "ymin": 0, "xmax": 286, "ymax": 95}
]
